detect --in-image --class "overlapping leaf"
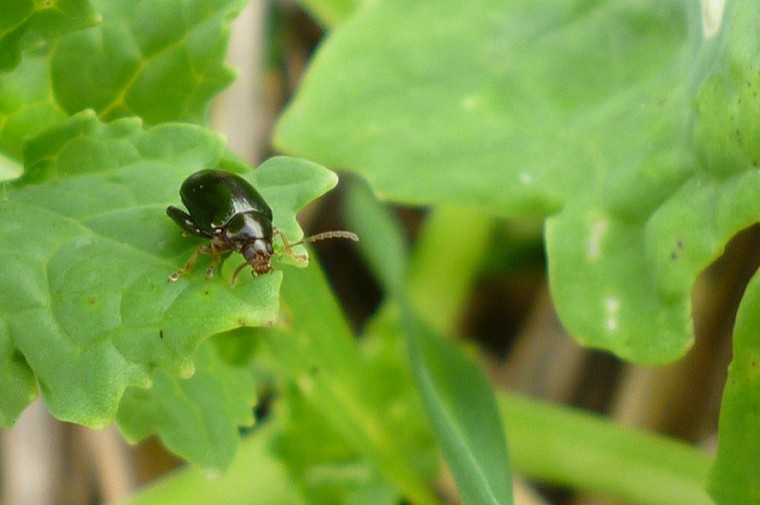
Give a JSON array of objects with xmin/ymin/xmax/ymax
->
[
  {"xmin": 275, "ymin": 0, "xmax": 760, "ymax": 365},
  {"xmin": 0, "ymin": 0, "xmax": 243, "ymax": 172},
  {"xmin": 50, "ymin": 0, "xmax": 247, "ymax": 125},
  {"xmin": 0, "ymin": 111, "xmax": 339, "ymax": 427},
  {"xmin": 117, "ymin": 339, "xmax": 257, "ymax": 471},
  {"xmin": 0, "ymin": 0, "xmax": 98, "ymax": 72}
]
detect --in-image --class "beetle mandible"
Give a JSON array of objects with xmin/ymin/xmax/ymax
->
[{"xmin": 166, "ymin": 169, "xmax": 358, "ymax": 285}]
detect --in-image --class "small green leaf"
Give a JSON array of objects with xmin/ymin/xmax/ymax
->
[
  {"xmin": 346, "ymin": 183, "xmax": 512, "ymax": 504},
  {"xmin": 265, "ymin": 263, "xmax": 439, "ymax": 505},
  {"xmin": 0, "ymin": 0, "xmax": 243, "ymax": 172},
  {"xmin": 405, "ymin": 311, "xmax": 513, "ymax": 505},
  {"xmin": 116, "ymin": 340, "xmax": 256, "ymax": 471},
  {"xmin": 0, "ymin": 325, "xmax": 36, "ymax": 427},
  {"xmin": 707, "ymin": 271, "xmax": 760, "ymax": 505},
  {"xmin": 0, "ymin": 112, "xmax": 337, "ymax": 427},
  {"xmin": 274, "ymin": 385, "xmax": 401, "ymax": 505}
]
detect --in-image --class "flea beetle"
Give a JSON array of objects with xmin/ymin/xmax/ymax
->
[{"xmin": 167, "ymin": 169, "xmax": 358, "ymax": 285}]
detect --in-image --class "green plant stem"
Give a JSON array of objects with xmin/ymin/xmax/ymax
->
[
  {"xmin": 265, "ymin": 264, "xmax": 440, "ymax": 505},
  {"xmin": 111, "ymin": 420, "xmax": 295, "ymax": 505},
  {"xmin": 407, "ymin": 206, "xmax": 493, "ymax": 335},
  {"xmin": 499, "ymin": 393, "xmax": 714, "ymax": 505}
]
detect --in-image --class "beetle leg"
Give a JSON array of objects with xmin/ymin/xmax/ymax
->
[
  {"xmin": 274, "ymin": 229, "xmax": 308, "ymax": 264},
  {"xmin": 168, "ymin": 244, "xmax": 213, "ymax": 281},
  {"xmin": 231, "ymin": 262, "xmax": 250, "ymax": 286},
  {"xmin": 204, "ymin": 241, "xmax": 226, "ymax": 279}
]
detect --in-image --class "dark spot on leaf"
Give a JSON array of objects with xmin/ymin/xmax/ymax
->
[
  {"xmin": 310, "ymin": 366, "xmax": 319, "ymax": 376},
  {"xmin": 159, "ymin": 329, "xmax": 164, "ymax": 339},
  {"xmin": 88, "ymin": 298, "xmax": 98, "ymax": 307},
  {"xmin": 671, "ymin": 252, "xmax": 678, "ymax": 260},
  {"xmin": 203, "ymin": 290, "xmax": 210, "ymax": 296},
  {"xmin": 238, "ymin": 319, "xmax": 246, "ymax": 326}
]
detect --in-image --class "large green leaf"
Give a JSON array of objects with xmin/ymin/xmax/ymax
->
[
  {"xmin": 275, "ymin": 0, "xmax": 760, "ymax": 365},
  {"xmin": 0, "ymin": 111, "xmax": 339, "ymax": 427}
]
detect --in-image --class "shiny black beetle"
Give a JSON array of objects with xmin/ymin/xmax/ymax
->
[{"xmin": 167, "ymin": 169, "xmax": 357, "ymax": 285}]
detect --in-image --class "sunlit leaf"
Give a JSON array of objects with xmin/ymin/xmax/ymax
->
[{"xmin": 0, "ymin": 111, "xmax": 338, "ymax": 427}]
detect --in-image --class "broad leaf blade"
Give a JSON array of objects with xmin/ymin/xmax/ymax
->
[
  {"xmin": 274, "ymin": 0, "xmax": 760, "ymax": 367},
  {"xmin": 0, "ymin": 112, "xmax": 337, "ymax": 427}
]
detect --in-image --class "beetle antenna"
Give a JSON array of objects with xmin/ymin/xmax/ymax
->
[{"xmin": 294, "ymin": 230, "xmax": 359, "ymax": 246}]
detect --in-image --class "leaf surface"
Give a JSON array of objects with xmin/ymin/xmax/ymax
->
[
  {"xmin": 0, "ymin": 111, "xmax": 338, "ymax": 427},
  {"xmin": 707, "ymin": 272, "xmax": 760, "ymax": 505},
  {"xmin": 0, "ymin": 0, "xmax": 242, "ymax": 174},
  {"xmin": 0, "ymin": 0, "xmax": 98, "ymax": 72},
  {"xmin": 116, "ymin": 339, "xmax": 256, "ymax": 471},
  {"xmin": 346, "ymin": 183, "xmax": 513, "ymax": 504},
  {"xmin": 275, "ymin": 0, "xmax": 760, "ymax": 365}
]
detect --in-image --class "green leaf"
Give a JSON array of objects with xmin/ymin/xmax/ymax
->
[
  {"xmin": 0, "ymin": 111, "xmax": 337, "ymax": 427},
  {"xmin": 0, "ymin": 0, "xmax": 98, "ymax": 72},
  {"xmin": 116, "ymin": 340, "xmax": 256, "ymax": 471},
  {"xmin": 296, "ymin": 0, "xmax": 360, "ymax": 28},
  {"xmin": 346, "ymin": 183, "xmax": 512, "ymax": 504},
  {"xmin": 0, "ymin": 0, "xmax": 242, "ymax": 175},
  {"xmin": 500, "ymin": 393, "xmax": 713, "ymax": 505},
  {"xmin": 274, "ymin": 0, "xmax": 760, "ymax": 365},
  {"xmin": 707, "ymin": 272, "xmax": 760, "ymax": 505},
  {"xmin": 274, "ymin": 384, "xmax": 401, "ymax": 505},
  {"xmin": 405, "ymin": 312, "xmax": 513, "ymax": 505},
  {"xmin": 264, "ymin": 263, "xmax": 439, "ymax": 505},
  {"xmin": 50, "ymin": 0, "xmax": 246, "ymax": 125},
  {"xmin": 112, "ymin": 418, "xmax": 297, "ymax": 505}
]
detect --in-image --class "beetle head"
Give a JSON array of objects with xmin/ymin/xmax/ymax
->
[{"xmin": 241, "ymin": 239, "xmax": 274, "ymax": 275}]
